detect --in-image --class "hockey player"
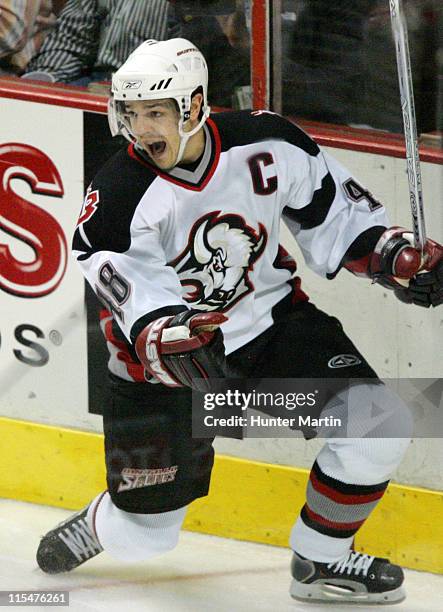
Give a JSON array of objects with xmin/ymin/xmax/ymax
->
[{"xmin": 36, "ymin": 38, "xmax": 443, "ymax": 604}]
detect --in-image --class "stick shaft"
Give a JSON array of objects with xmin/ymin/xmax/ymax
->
[{"xmin": 389, "ymin": 0, "xmax": 426, "ymax": 252}]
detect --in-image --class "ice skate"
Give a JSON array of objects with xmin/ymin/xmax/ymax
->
[
  {"xmin": 36, "ymin": 505, "xmax": 103, "ymax": 574},
  {"xmin": 290, "ymin": 550, "xmax": 405, "ymax": 605}
]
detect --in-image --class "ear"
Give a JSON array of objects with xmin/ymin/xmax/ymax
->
[{"xmin": 190, "ymin": 93, "xmax": 203, "ymax": 122}]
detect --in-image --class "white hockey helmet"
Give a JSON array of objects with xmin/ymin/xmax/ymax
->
[{"xmin": 108, "ymin": 38, "xmax": 210, "ymax": 165}]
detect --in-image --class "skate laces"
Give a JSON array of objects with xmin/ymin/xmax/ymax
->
[
  {"xmin": 328, "ymin": 551, "xmax": 375, "ymax": 577},
  {"xmin": 57, "ymin": 515, "xmax": 102, "ymax": 562}
]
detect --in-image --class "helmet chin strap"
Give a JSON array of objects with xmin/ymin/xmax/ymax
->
[{"xmin": 174, "ymin": 106, "xmax": 211, "ymax": 166}]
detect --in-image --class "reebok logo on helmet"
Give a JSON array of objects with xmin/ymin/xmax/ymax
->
[{"xmin": 123, "ymin": 81, "xmax": 141, "ymax": 89}]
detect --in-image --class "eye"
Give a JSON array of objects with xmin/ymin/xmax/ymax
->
[{"xmin": 150, "ymin": 111, "xmax": 162, "ymax": 118}]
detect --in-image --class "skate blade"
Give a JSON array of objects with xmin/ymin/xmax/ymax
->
[{"xmin": 290, "ymin": 581, "xmax": 406, "ymax": 605}]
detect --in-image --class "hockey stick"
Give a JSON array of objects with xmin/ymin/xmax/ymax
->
[{"xmin": 389, "ymin": 0, "xmax": 427, "ymax": 255}]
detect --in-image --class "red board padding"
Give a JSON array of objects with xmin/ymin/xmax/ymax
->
[{"xmin": 0, "ymin": 77, "xmax": 441, "ymax": 164}]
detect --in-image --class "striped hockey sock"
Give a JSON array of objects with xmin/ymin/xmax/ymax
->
[
  {"xmin": 301, "ymin": 460, "xmax": 389, "ymax": 539},
  {"xmin": 290, "ymin": 460, "xmax": 390, "ymax": 562}
]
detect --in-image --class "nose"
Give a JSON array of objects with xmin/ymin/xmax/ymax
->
[{"xmin": 131, "ymin": 115, "xmax": 154, "ymax": 138}]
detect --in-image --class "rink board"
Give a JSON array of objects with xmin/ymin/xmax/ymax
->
[{"xmin": 1, "ymin": 416, "xmax": 442, "ymax": 575}]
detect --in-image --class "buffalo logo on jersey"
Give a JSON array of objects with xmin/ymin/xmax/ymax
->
[{"xmin": 171, "ymin": 212, "xmax": 267, "ymax": 312}]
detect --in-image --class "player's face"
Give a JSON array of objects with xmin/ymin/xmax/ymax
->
[{"xmin": 124, "ymin": 99, "xmax": 181, "ymax": 170}]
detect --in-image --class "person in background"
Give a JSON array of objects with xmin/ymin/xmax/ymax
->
[
  {"xmin": 22, "ymin": 0, "xmax": 179, "ymax": 185},
  {"xmin": 281, "ymin": 0, "xmax": 376, "ymax": 127},
  {"xmin": 175, "ymin": 0, "xmax": 250, "ymax": 108},
  {"xmin": 359, "ymin": 0, "xmax": 439, "ymax": 134},
  {"xmin": 23, "ymin": 0, "xmax": 178, "ymax": 87},
  {"xmin": 0, "ymin": 0, "xmax": 65, "ymax": 75},
  {"xmin": 281, "ymin": 0, "xmax": 440, "ymax": 135}
]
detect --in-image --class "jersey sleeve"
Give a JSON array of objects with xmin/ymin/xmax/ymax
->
[
  {"xmin": 282, "ymin": 143, "xmax": 389, "ymax": 278},
  {"xmin": 72, "ymin": 179, "xmax": 188, "ymax": 344}
]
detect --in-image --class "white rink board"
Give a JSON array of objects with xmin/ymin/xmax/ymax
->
[
  {"xmin": 0, "ymin": 98, "xmax": 99, "ymax": 431},
  {"xmin": 0, "ymin": 96, "xmax": 441, "ymax": 488}
]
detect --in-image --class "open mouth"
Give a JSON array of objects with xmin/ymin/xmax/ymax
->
[{"xmin": 147, "ymin": 141, "xmax": 166, "ymax": 158}]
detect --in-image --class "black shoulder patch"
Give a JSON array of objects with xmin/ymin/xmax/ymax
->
[
  {"xmin": 283, "ymin": 172, "xmax": 337, "ymax": 230},
  {"xmin": 211, "ymin": 110, "xmax": 320, "ymax": 157},
  {"xmin": 94, "ymin": 146, "xmax": 158, "ymax": 210},
  {"xmin": 73, "ymin": 146, "xmax": 158, "ymax": 257}
]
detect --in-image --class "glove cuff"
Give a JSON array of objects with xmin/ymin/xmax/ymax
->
[
  {"xmin": 135, "ymin": 316, "xmax": 182, "ymax": 387},
  {"xmin": 369, "ymin": 226, "xmax": 412, "ymax": 277}
]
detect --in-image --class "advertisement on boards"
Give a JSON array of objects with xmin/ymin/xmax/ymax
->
[{"xmin": 0, "ymin": 98, "xmax": 95, "ymax": 430}]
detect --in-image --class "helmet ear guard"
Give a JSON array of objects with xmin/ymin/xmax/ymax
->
[{"xmin": 108, "ymin": 38, "xmax": 211, "ymax": 164}]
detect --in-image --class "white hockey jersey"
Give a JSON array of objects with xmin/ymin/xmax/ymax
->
[{"xmin": 73, "ymin": 110, "xmax": 389, "ymax": 381}]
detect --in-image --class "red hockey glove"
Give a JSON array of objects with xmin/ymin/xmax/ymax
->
[
  {"xmin": 135, "ymin": 310, "xmax": 228, "ymax": 392},
  {"xmin": 369, "ymin": 227, "xmax": 443, "ymax": 308}
]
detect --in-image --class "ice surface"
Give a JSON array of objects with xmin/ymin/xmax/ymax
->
[{"xmin": 0, "ymin": 499, "xmax": 441, "ymax": 611}]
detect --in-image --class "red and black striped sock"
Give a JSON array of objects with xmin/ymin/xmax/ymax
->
[{"xmin": 300, "ymin": 460, "xmax": 389, "ymax": 539}]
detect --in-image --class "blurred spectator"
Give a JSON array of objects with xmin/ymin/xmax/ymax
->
[
  {"xmin": 359, "ymin": 0, "xmax": 438, "ymax": 134},
  {"xmin": 281, "ymin": 0, "xmax": 440, "ymax": 134},
  {"xmin": 0, "ymin": 1, "xmax": 64, "ymax": 75},
  {"xmin": 23, "ymin": 0, "xmax": 178, "ymax": 87},
  {"xmin": 282, "ymin": 0, "xmax": 375, "ymax": 127},
  {"xmin": 175, "ymin": 0, "xmax": 250, "ymax": 107}
]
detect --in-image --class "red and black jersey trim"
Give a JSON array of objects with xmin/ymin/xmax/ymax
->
[
  {"xmin": 273, "ymin": 244, "xmax": 309, "ymax": 305},
  {"xmin": 211, "ymin": 110, "xmax": 320, "ymax": 157},
  {"xmin": 327, "ymin": 225, "xmax": 387, "ymax": 279},
  {"xmin": 126, "ymin": 110, "xmax": 320, "ymax": 191},
  {"xmin": 127, "ymin": 117, "xmax": 221, "ymax": 192},
  {"xmin": 100, "ymin": 309, "xmax": 145, "ymax": 381}
]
